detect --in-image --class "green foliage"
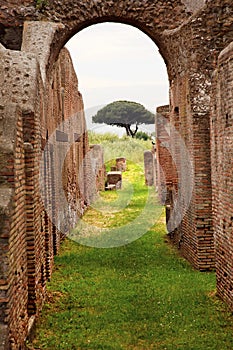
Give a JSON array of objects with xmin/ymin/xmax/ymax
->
[
  {"xmin": 89, "ymin": 132, "xmax": 151, "ymax": 166},
  {"xmin": 92, "ymin": 100, "xmax": 155, "ymax": 137},
  {"xmin": 28, "ymin": 163, "xmax": 233, "ymax": 350},
  {"xmin": 35, "ymin": 0, "xmax": 47, "ymax": 9},
  {"xmin": 92, "ymin": 100, "xmax": 154, "ymax": 125},
  {"xmin": 135, "ymin": 130, "xmax": 150, "ymax": 141},
  {"xmin": 88, "ymin": 131, "xmax": 119, "ymax": 144}
]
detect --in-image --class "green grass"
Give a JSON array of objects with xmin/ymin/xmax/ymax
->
[
  {"xmin": 88, "ymin": 132, "xmax": 152, "ymax": 166},
  {"xmin": 27, "ymin": 159, "xmax": 233, "ymax": 350},
  {"xmin": 69, "ymin": 162, "xmax": 162, "ymax": 248}
]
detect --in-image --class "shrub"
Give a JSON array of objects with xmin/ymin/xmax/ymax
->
[{"xmin": 135, "ymin": 131, "xmax": 150, "ymax": 141}]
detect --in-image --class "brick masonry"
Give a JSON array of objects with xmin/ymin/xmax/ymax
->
[
  {"xmin": 0, "ymin": 22, "xmax": 103, "ymax": 349},
  {"xmin": 0, "ymin": 1, "xmax": 232, "ymax": 348},
  {"xmin": 211, "ymin": 41, "xmax": 233, "ymax": 310}
]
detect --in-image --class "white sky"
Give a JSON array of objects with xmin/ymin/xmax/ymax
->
[{"xmin": 65, "ymin": 22, "xmax": 169, "ymax": 134}]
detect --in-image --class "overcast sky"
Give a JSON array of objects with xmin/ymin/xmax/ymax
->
[{"xmin": 66, "ymin": 22, "xmax": 169, "ymax": 133}]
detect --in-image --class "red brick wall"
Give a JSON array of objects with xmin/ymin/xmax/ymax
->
[
  {"xmin": 0, "ymin": 104, "xmax": 28, "ymax": 350},
  {"xmin": 23, "ymin": 107, "xmax": 45, "ymax": 317},
  {"xmin": 0, "ymin": 47, "xmax": 45, "ymax": 349},
  {"xmin": 45, "ymin": 48, "xmax": 96, "ymax": 231},
  {"xmin": 211, "ymin": 42, "xmax": 233, "ymax": 310},
  {"xmin": 155, "ymin": 105, "xmax": 177, "ymax": 204},
  {"xmin": 156, "ymin": 72, "xmax": 215, "ymax": 271},
  {"xmin": 0, "ymin": 43, "xmax": 98, "ymax": 349}
]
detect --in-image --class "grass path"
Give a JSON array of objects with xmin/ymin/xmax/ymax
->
[{"xmin": 28, "ymin": 163, "xmax": 233, "ymax": 350}]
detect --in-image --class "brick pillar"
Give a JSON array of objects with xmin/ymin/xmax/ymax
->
[
  {"xmin": 49, "ymin": 144, "xmax": 60, "ymax": 255},
  {"xmin": 23, "ymin": 109, "xmax": 46, "ymax": 315},
  {"xmin": 156, "ymin": 71, "xmax": 215, "ymax": 271},
  {"xmin": 155, "ymin": 105, "xmax": 177, "ymax": 204},
  {"xmin": 0, "ymin": 104, "xmax": 28, "ymax": 349}
]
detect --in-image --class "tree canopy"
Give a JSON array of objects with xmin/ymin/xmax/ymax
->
[{"xmin": 92, "ymin": 100, "xmax": 155, "ymax": 137}]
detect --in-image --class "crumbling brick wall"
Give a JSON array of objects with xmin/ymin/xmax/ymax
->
[
  {"xmin": 155, "ymin": 106, "xmax": 177, "ymax": 203},
  {"xmin": 156, "ymin": 71, "xmax": 215, "ymax": 271},
  {"xmin": 45, "ymin": 47, "xmax": 91, "ymax": 233},
  {"xmin": 0, "ymin": 23, "xmax": 99, "ymax": 349},
  {"xmin": 211, "ymin": 41, "xmax": 233, "ymax": 310},
  {"xmin": 0, "ymin": 43, "xmax": 45, "ymax": 349},
  {"xmin": 0, "ymin": 103, "xmax": 28, "ymax": 350}
]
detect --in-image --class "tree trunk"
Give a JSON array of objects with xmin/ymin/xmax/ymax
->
[
  {"xmin": 129, "ymin": 123, "xmax": 138, "ymax": 138},
  {"xmin": 124, "ymin": 123, "xmax": 138, "ymax": 137},
  {"xmin": 125, "ymin": 124, "xmax": 131, "ymax": 136}
]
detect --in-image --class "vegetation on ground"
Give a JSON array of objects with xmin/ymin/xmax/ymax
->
[
  {"xmin": 27, "ymin": 153, "xmax": 233, "ymax": 350},
  {"xmin": 69, "ymin": 161, "xmax": 162, "ymax": 248},
  {"xmin": 135, "ymin": 131, "xmax": 151, "ymax": 141},
  {"xmin": 88, "ymin": 132, "xmax": 152, "ymax": 166}
]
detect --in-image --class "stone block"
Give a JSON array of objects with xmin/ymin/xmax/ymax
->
[
  {"xmin": 116, "ymin": 157, "xmax": 126, "ymax": 172},
  {"xmin": 144, "ymin": 150, "xmax": 155, "ymax": 186},
  {"xmin": 106, "ymin": 171, "xmax": 122, "ymax": 190}
]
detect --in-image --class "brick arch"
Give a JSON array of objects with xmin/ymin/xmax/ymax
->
[
  {"xmin": 45, "ymin": 20, "xmax": 172, "ymax": 82},
  {"xmin": 24, "ymin": 8, "xmax": 215, "ymax": 271},
  {"xmin": 31, "ymin": 0, "xmax": 216, "ymax": 276},
  {"xmin": 1, "ymin": 1, "xmax": 233, "ymax": 348},
  {"xmin": 0, "ymin": 0, "xmax": 206, "ymax": 51},
  {"xmin": 64, "ymin": 18, "xmax": 169, "ymax": 64},
  {"xmin": 21, "ymin": 8, "xmax": 216, "ymax": 275},
  {"xmin": 3, "ymin": 0, "xmax": 203, "ymax": 80},
  {"xmin": 0, "ymin": 1, "xmax": 210, "ymax": 87}
]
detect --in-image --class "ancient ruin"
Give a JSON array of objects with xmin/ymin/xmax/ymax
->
[
  {"xmin": 106, "ymin": 171, "xmax": 122, "ymax": 190},
  {"xmin": 0, "ymin": 0, "xmax": 233, "ymax": 348},
  {"xmin": 144, "ymin": 150, "xmax": 156, "ymax": 187}
]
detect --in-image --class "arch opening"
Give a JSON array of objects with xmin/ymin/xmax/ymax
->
[
  {"xmin": 65, "ymin": 22, "xmax": 169, "ymax": 135},
  {"xmin": 45, "ymin": 21, "xmax": 171, "ymax": 247}
]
